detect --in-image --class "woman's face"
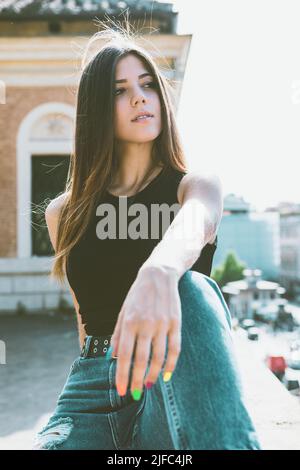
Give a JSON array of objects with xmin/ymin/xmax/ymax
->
[{"xmin": 113, "ymin": 54, "xmax": 162, "ymax": 143}]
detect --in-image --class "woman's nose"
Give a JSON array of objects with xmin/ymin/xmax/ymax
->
[{"xmin": 131, "ymin": 91, "xmax": 146, "ymax": 106}]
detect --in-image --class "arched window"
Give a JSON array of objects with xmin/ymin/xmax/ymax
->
[{"xmin": 17, "ymin": 102, "xmax": 75, "ymax": 257}]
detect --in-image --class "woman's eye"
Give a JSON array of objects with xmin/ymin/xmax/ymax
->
[
  {"xmin": 115, "ymin": 82, "xmax": 157, "ymax": 96},
  {"xmin": 144, "ymin": 82, "xmax": 157, "ymax": 89}
]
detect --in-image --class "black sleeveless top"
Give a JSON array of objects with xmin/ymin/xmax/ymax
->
[{"xmin": 66, "ymin": 165, "xmax": 218, "ymax": 336}]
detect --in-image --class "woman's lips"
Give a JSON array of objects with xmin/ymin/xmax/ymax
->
[{"xmin": 131, "ymin": 116, "xmax": 154, "ymax": 124}]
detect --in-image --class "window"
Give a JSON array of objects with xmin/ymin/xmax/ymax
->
[{"xmin": 31, "ymin": 155, "xmax": 70, "ymax": 256}]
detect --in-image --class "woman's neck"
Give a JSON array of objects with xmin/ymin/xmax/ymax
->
[{"xmin": 108, "ymin": 161, "xmax": 164, "ymax": 197}]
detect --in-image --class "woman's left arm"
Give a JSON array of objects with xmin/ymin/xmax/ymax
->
[
  {"xmin": 139, "ymin": 171, "xmax": 224, "ymax": 279},
  {"xmin": 111, "ymin": 172, "xmax": 223, "ymax": 398}
]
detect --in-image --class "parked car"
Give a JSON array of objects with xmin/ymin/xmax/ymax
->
[
  {"xmin": 247, "ymin": 327, "xmax": 259, "ymax": 340},
  {"xmin": 290, "ymin": 339, "xmax": 300, "ymax": 351},
  {"xmin": 286, "ymin": 349, "xmax": 300, "ymax": 370},
  {"xmin": 232, "ymin": 317, "xmax": 239, "ymax": 330},
  {"xmin": 282, "ymin": 367, "xmax": 300, "ymax": 391},
  {"xmin": 265, "ymin": 355, "xmax": 287, "ymax": 380},
  {"xmin": 240, "ymin": 319, "xmax": 256, "ymax": 330}
]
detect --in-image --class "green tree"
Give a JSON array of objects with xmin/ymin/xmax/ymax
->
[{"xmin": 212, "ymin": 251, "xmax": 247, "ymax": 288}]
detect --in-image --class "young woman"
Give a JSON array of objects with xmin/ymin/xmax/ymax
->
[{"xmin": 32, "ymin": 27, "xmax": 262, "ymax": 450}]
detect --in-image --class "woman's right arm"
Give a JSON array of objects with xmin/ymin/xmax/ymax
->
[{"xmin": 45, "ymin": 194, "xmax": 87, "ymax": 350}]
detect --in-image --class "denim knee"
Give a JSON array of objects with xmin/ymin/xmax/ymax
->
[
  {"xmin": 201, "ymin": 274, "xmax": 232, "ymax": 330},
  {"xmin": 174, "ymin": 271, "xmax": 261, "ymax": 449},
  {"xmin": 178, "ymin": 270, "xmax": 232, "ymax": 332}
]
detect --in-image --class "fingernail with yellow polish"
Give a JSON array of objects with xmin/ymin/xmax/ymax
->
[
  {"xmin": 132, "ymin": 389, "xmax": 142, "ymax": 401},
  {"xmin": 163, "ymin": 371, "xmax": 172, "ymax": 382}
]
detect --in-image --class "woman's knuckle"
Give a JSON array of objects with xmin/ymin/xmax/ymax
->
[
  {"xmin": 173, "ymin": 343, "xmax": 181, "ymax": 353},
  {"xmin": 168, "ymin": 349, "xmax": 179, "ymax": 360},
  {"xmin": 123, "ymin": 317, "xmax": 136, "ymax": 328},
  {"xmin": 152, "ymin": 353, "xmax": 164, "ymax": 364},
  {"xmin": 137, "ymin": 351, "xmax": 148, "ymax": 362},
  {"xmin": 171, "ymin": 316, "xmax": 180, "ymax": 326},
  {"xmin": 119, "ymin": 351, "xmax": 131, "ymax": 361},
  {"xmin": 145, "ymin": 317, "xmax": 157, "ymax": 327}
]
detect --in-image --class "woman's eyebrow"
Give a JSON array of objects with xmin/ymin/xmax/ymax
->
[{"xmin": 115, "ymin": 72, "xmax": 153, "ymax": 84}]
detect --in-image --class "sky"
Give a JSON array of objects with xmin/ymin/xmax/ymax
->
[{"xmin": 157, "ymin": 0, "xmax": 300, "ymax": 212}]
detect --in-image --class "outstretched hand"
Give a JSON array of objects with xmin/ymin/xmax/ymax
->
[{"xmin": 110, "ymin": 265, "xmax": 182, "ymax": 399}]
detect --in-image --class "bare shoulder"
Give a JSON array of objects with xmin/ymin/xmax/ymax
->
[
  {"xmin": 178, "ymin": 169, "xmax": 221, "ymax": 185},
  {"xmin": 45, "ymin": 192, "xmax": 70, "ymax": 221},
  {"xmin": 177, "ymin": 170, "xmax": 222, "ymax": 206},
  {"xmin": 45, "ymin": 192, "xmax": 70, "ymax": 251}
]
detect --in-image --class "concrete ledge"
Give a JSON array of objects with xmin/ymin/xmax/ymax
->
[
  {"xmin": 0, "ymin": 256, "xmax": 53, "ymax": 273},
  {"xmin": 232, "ymin": 328, "xmax": 300, "ymax": 450},
  {"xmin": 0, "ymin": 256, "xmax": 72, "ymax": 313}
]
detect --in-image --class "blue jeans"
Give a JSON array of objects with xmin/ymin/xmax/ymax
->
[{"xmin": 32, "ymin": 271, "xmax": 262, "ymax": 450}]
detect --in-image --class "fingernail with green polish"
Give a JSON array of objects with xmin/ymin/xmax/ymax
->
[{"xmin": 132, "ymin": 388, "xmax": 142, "ymax": 401}]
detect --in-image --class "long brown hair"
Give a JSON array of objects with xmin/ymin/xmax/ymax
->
[{"xmin": 50, "ymin": 22, "xmax": 188, "ymax": 284}]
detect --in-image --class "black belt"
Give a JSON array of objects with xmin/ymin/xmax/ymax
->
[{"xmin": 80, "ymin": 334, "xmax": 118, "ymax": 359}]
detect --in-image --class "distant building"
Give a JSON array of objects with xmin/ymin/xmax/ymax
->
[
  {"xmin": 213, "ymin": 193, "xmax": 280, "ymax": 280},
  {"xmin": 222, "ymin": 268, "xmax": 286, "ymax": 321},
  {"xmin": 279, "ymin": 202, "xmax": 300, "ymax": 300},
  {"xmin": 0, "ymin": 0, "xmax": 192, "ymax": 313}
]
